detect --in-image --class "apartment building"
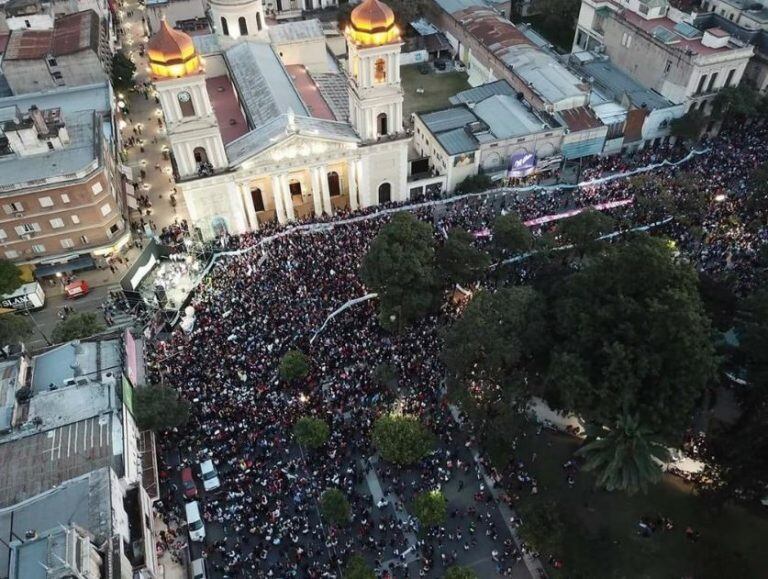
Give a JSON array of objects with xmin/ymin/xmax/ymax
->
[
  {"xmin": 573, "ymin": 0, "xmax": 754, "ymax": 112},
  {"xmin": 1, "ymin": 10, "xmax": 108, "ymax": 95},
  {"xmin": 0, "ymin": 103, "xmax": 128, "ymax": 267}
]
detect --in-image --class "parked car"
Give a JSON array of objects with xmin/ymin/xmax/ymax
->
[
  {"xmin": 191, "ymin": 558, "xmax": 209, "ymax": 579},
  {"xmin": 181, "ymin": 466, "xmax": 198, "ymax": 498},
  {"xmin": 199, "ymin": 459, "xmax": 221, "ymax": 492},
  {"xmin": 185, "ymin": 501, "xmax": 206, "ymax": 542}
]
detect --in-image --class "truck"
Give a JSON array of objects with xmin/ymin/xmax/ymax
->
[{"xmin": 0, "ymin": 282, "xmax": 46, "ymax": 311}]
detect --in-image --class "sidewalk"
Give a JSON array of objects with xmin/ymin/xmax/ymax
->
[
  {"xmin": 155, "ymin": 516, "xmax": 189, "ymax": 579},
  {"xmin": 40, "ymin": 246, "xmax": 141, "ymax": 298}
]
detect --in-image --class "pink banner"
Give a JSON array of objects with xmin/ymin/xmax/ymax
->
[
  {"xmin": 124, "ymin": 329, "xmax": 138, "ymax": 385},
  {"xmin": 524, "ymin": 198, "xmax": 633, "ymax": 227}
]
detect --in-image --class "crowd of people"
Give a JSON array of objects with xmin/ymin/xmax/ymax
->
[{"xmin": 146, "ymin": 122, "xmax": 767, "ymax": 578}]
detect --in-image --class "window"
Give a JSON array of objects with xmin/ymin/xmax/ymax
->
[
  {"xmin": 3, "ymin": 202, "xmax": 24, "ymax": 214},
  {"xmin": 238, "ymin": 16, "xmax": 248, "ymax": 36},
  {"xmin": 24, "ymin": 19, "xmax": 31, "ymax": 28},
  {"xmin": 47, "ymin": 141, "xmax": 55, "ymax": 151},
  {"xmin": 221, "ymin": 16, "xmax": 229, "ymax": 36},
  {"xmin": 256, "ymin": 12, "xmax": 262, "ymax": 31},
  {"xmin": 60, "ymin": 238, "xmax": 74, "ymax": 249},
  {"xmin": 50, "ymin": 218, "xmax": 65, "ymax": 229},
  {"xmin": 15, "ymin": 223, "xmax": 39, "ymax": 235},
  {"xmin": 0, "ymin": 229, "xmax": 6, "ymax": 240},
  {"xmin": 193, "ymin": 147, "xmax": 208, "ymax": 164},
  {"xmin": 91, "ymin": 182, "xmax": 103, "ymax": 195},
  {"xmin": 374, "ymin": 58, "xmax": 387, "ymax": 83},
  {"xmin": 696, "ymin": 74, "xmax": 708, "ymax": 94},
  {"xmin": 725, "ymin": 68, "xmax": 735, "ymax": 87},
  {"xmin": 251, "ymin": 188, "xmax": 265, "ymax": 212},
  {"xmin": 707, "ymin": 72, "xmax": 718, "ymax": 92},
  {"xmin": 61, "ymin": 193, "xmax": 70, "ymax": 204},
  {"xmin": 377, "ymin": 113, "xmax": 388, "ymax": 136},
  {"xmin": 178, "ymin": 91, "xmax": 195, "ymax": 117},
  {"xmin": 664, "ymin": 59, "xmax": 672, "ymax": 74},
  {"xmin": 288, "ymin": 179, "xmax": 302, "ymax": 196},
  {"xmin": 79, "ymin": 235, "xmax": 89, "ymax": 245},
  {"xmin": 39, "ymin": 196, "xmax": 54, "ymax": 208},
  {"xmin": 48, "ymin": 57, "xmax": 57, "ymax": 66},
  {"xmin": 71, "ymin": 215, "xmax": 80, "ymax": 224},
  {"xmin": 31, "ymin": 243, "xmax": 46, "ymax": 254},
  {"xmin": 378, "ymin": 182, "xmax": 392, "ymax": 204},
  {"xmin": 100, "ymin": 203, "xmax": 111, "ymax": 217},
  {"xmin": 327, "ymin": 172, "xmax": 341, "ymax": 197},
  {"xmin": 109, "ymin": 223, "xmax": 121, "ymax": 235}
]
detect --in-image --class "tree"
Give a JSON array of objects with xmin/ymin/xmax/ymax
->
[
  {"xmin": 412, "ymin": 489, "xmax": 447, "ymax": 527},
  {"xmin": 111, "ymin": 51, "xmax": 136, "ymax": 92},
  {"xmin": 279, "ymin": 349, "xmax": 310, "ymax": 382},
  {"xmin": 517, "ymin": 499, "xmax": 565, "ymax": 554},
  {"xmin": 712, "ymin": 85, "xmax": 760, "ymax": 120},
  {"xmin": 319, "ymin": 488, "xmax": 350, "ymax": 525},
  {"xmin": 360, "ymin": 212, "xmax": 439, "ymax": 331},
  {"xmin": 545, "ymin": 235, "xmax": 718, "ymax": 439},
  {"xmin": 0, "ymin": 260, "xmax": 23, "ymax": 295},
  {"xmin": 442, "ymin": 287, "xmax": 548, "ymax": 416},
  {"xmin": 445, "ymin": 566, "xmax": 478, "ymax": 579},
  {"xmin": 51, "ymin": 312, "xmax": 105, "ymax": 343},
  {"xmin": 454, "ymin": 173, "xmax": 493, "ymax": 194},
  {"xmin": 576, "ymin": 411, "xmax": 670, "ymax": 495},
  {"xmin": 133, "ymin": 384, "xmax": 191, "ymax": 431},
  {"xmin": 528, "ymin": 0, "xmax": 580, "ymax": 50},
  {"xmin": 0, "ymin": 314, "xmax": 32, "ymax": 348},
  {"xmin": 670, "ymin": 110, "xmax": 706, "ymax": 142},
  {"xmin": 492, "ymin": 213, "xmax": 533, "ymax": 257},
  {"xmin": 372, "ymin": 413, "xmax": 434, "ymax": 465},
  {"xmin": 558, "ymin": 209, "xmax": 615, "ymax": 257},
  {"xmin": 344, "ymin": 554, "xmax": 375, "ymax": 579},
  {"xmin": 293, "ymin": 416, "xmax": 330, "ymax": 449},
  {"xmin": 436, "ymin": 228, "xmax": 490, "ymax": 286}
]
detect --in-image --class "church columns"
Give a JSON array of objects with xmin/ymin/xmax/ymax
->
[
  {"xmin": 357, "ymin": 158, "xmax": 370, "ymax": 208},
  {"xmin": 280, "ymin": 174, "xmax": 295, "ymax": 221},
  {"xmin": 271, "ymin": 175, "xmax": 287, "ymax": 224},
  {"xmin": 310, "ymin": 167, "xmax": 323, "ymax": 216},
  {"xmin": 348, "ymin": 161, "xmax": 359, "ymax": 211},
  {"xmin": 239, "ymin": 183, "xmax": 259, "ymax": 231},
  {"xmin": 319, "ymin": 165, "xmax": 333, "ymax": 215}
]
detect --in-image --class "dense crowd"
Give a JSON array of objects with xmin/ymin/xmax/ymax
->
[{"xmin": 147, "ymin": 124, "xmax": 767, "ymax": 578}]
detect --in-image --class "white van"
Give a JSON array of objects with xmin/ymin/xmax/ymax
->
[
  {"xmin": 185, "ymin": 501, "xmax": 205, "ymax": 542},
  {"xmin": 199, "ymin": 459, "xmax": 221, "ymax": 492},
  {"xmin": 190, "ymin": 558, "xmax": 208, "ymax": 579}
]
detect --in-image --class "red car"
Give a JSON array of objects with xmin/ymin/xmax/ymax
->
[{"xmin": 181, "ymin": 467, "xmax": 198, "ymax": 498}]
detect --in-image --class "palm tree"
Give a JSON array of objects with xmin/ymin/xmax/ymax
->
[{"xmin": 576, "ymin": 412, "xmax": 670, "ymax": 495}]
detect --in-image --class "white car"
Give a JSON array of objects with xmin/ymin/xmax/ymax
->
[
  {"xmin": 199, "ymin": 459, "xmax": 221, "ymax": 492},
  {"xmin": 185, "ymin": 501, "xmax": 206, "ymax": 542}
]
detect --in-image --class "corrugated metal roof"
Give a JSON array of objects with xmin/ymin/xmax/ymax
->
[
  {"xmin": 582, "ymin": 59, "xmax": 673, "ymax": 110},
  {"xmin": 449, "ymin": 79, "xmax": 516, "ymax": 105},
  {"xmin": 421, "ymin": 107, "xmax": 477, "ymax": 133},
  {"xmin": 269, "ymin": 19, "xmax": 324, "ymax": 44},
  {"xmin": 437, "ymin": 126, "xmax": 478, "ymax": 155},
  {"xmin": 474, "ymin": 94, "xmax": 546, "ymax": 139}
]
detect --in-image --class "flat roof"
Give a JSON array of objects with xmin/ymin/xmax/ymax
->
[
  {"xmin": 450, "ymin": 79, "xmax": 517, "ymax": 104},
  {"xmin": 0, "ymin": 82, "xmax": 111, "ymax": 116},
  {"xmin": 286, "ymin": 65, "xmax": 335, "ymax": 121},
  {"xmin": 30, "ymin": 339, "xmax": 120, "ymax": 393},
  {"xmin": 557, "ymin": 105, "xmax": 603, "ymax": 131},
  {"xmin": 269, "ymin": 18, "xmax": 324, "ymax": 44},
  {"xmin": 434, "ymin": 0, "xmax": 507, "ymax": 15},
  {"xmin": 0, "ymin": 359, "xmax": 21, "ymax": 433},
  {"xmin": 620, "ymin": 9, "xmax": 737, "ymax": 55},
  {"xmin": 0, "ymin": 109, "xmax": 98, "ymax": 189},
  {"xmin": 3, "ymin": 10, "xmax": 99, "ymax": 60},
  {"xmin": 474, "ymin": 94, "xmax": 552, "ymax": 138},
  {"xmin": 581, "ymin": 57, "xmax": 674, "ymax": 110},
  {"xmin": 0, "ymin": 469, "xmax": 112, "ymax": 576},
  {"xmin": 206, "ymin": 75, "xmax": 248, "ymax": 144}
]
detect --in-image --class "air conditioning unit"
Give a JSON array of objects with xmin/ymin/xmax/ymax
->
[{"xmin": 14, "ymin": 212, "xmax": 24, "ymax": 218}]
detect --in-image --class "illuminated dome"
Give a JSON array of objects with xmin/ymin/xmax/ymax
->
[
  {"xmin": 147, "ymin": 21, "xmax": 201, "ymax": 78},
  {"xmin": 348, "ymin": 0, "xmax": 400, "ymax": 46}
]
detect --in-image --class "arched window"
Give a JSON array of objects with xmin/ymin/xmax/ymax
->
[
  {"xmin": 378, "ymin": 182, "xmax": 391, "ymax": 204},
  {"xmin": 220, "ymin": 17, "xmax": 229, "ymax": 36},
  {"xmin": 327, "ymin": 171, "xmax": 341, "ymax": 197},
  {"xmin": 238, "ymin": 16, "xmax": 248, "ymax": 36},
  {"xmin": 251, "ymin": 187, "xmax": 265, "ymax": 212},
  {"xmin": 377, "ymin": 113, "xmax": 388, "ymax": 136},
  {"xmin": 289, "ymin": 179, "xmax": 302, "ymax": 196},
  {"xmin": 374, "ymin": 58, "xmax": 386, "ymax": 83},
  {"xmin": 193, "ymin": 147, "xmax": 208, "ymax": 166},
  {"xmin": 256, "ymin": 12, "xmax": 262, "ymax": 31},
  {"xmin": 177, "ymin": 91, "xmax": 195, "ymax": 117}
]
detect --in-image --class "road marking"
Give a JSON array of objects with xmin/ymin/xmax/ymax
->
[
  {"xmin": 66, "ymin": 424, "xmax": 72, "ymax": 457},
  {"xmin": 91, "ymin": 417, "xmax": 95, "ymax": 448},
  {"xmin": 73, "ymin": 421, "xmax": 78, "ymax": 454},
  {"xmin": 57, "ymin": 427, "xmax": 63, "ymax": 459},
  {"xmin": 82, "ymin": 419, "xmax": 88, "ymax": 451}
]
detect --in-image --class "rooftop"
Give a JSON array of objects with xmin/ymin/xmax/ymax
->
[
  {"xmin": 3, "ymin": 10, "xmax": 99, "ymax": 60},
  {"xmin": 434, "ymin": 0, "xmax": 511, "ymax": 15},
  {"xmin": 30, "ymin": 339, "xmax": 120, "ymax": 393},
  {"xmin": 0, "ymin": 82, "xmax": 112, "ymax": 116},
  {"xmin": 449, "ymin": 79, "xmax": 518, "ymax": 105},
  {"xmin": 0, "ymin": 358, "xmax": 23, "ymax": 434},
  {"xmin": 206, "ymin": 75, "xmax": 248, "ymax": 144},
  {"xmin": 225, "ymin": 41, "xmax": 308, "ymax": 128},
  {"xmin": 269, "ymin": 19, "xmax": 325, "ymax": 44},
  {"xmin": 0, "ymin": 109, "xmax": 98, "ymax": 189},
  {"xmin": 557, "ymin": 106, "xmax": 603, "ymax": 131},
  {"xmin": 578, "ymin": 55, "xmax": 674, "ymax": 110},
  {"xmin": 311, "ymin": 72, "xmax": 350, "ymax": 121},
  {"xmin": 286, "ymin": 65, "xmax": 335, "ymax": 120},
  {"xmin": 473, "ymin": 94, "xmax": 555, "ymax": 139}
]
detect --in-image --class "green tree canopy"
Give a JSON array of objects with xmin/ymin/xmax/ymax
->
[
  {"xmin": 492, "ymin": 213, "xmax": 533, "ymax": 257},
  {"xmin": 517, "ymin": 499, "xmax": 565, "ymax": 554},
  {"xmin": 133, "ymin": 384, "xmax": 191, "ymax": 431},
  {"xmin": 111, "ymin": 51, "xmax": 136, "ymax": 92},
  {"xmin": 372, "ymin": 413, "xmax": 434, "ymax": 465},
  {"xmin": 0, "ymin": 260, "xmax": 23, "ymax": 296},
  {"xmin": 51, "ymin": 312, "xmax": 105, "ymax": 343},
  {"xmin": 279, "ymin": 349, "xmax": 310, "ymax": 382},
  {"xmin": 0, "ymin": 314, "xmax": 32, "ymax": 348},
  {"xmin": 444, "ymin": 566, "xmax": 478, "ymax": 579},
  {"xmin": 712, "ymin": 85, "xmax": 760, "ymax": 119},
  {"xmin": 344, "ymin": 554, "xmax": 375, "ymax": 579},
  {"xmin": 576, "ymin": 411, "xmax": 670, "ymax": 495},
  {"xmin": 360, "ymin": 212, "xmax": 439, "ymax": 330},
  {"xmin": 558, "ymin": 209, "xmax": 615, "ymax": 257},
  {"xmin": 545, "ymin": 235, "xmax": 718, "ymax": 438},
  {"xmin": 670, "ymin": 110, "xmax": 706, "ymax": 141},
  {"xmin": 436, "ymin": 228, "xmax": 490, "ymax": 286},
  {"xmin": 454, "ymin": 173, "xmax": 493, "ymax": 194},
  {"xmin": 293, "ymin": 416, "xmax": 329, "ymax": 449},
  {"xmin": 319, "ymin": 488, "xmax": 350, "ymax": 526},
  {"xmin": 412, "ymin": 489, "xmax": 447, "ymax": 527}
]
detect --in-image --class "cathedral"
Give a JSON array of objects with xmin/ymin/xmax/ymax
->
[{"xmin": 147, "ymin": 0, "xmax": 410, "ymax": 238}]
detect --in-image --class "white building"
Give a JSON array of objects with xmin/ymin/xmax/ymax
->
[{"xmin": 148, "ymin": 0, "xmax": 410, "ymax": 239}]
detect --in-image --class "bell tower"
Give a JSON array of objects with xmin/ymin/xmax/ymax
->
[
  {"xmin": 147, "ymin": 22, "xmax": 227, "ymax": 179},
  {"xmin": 345, "ymin": 0, "xmax": 404, "ymax": 142}
]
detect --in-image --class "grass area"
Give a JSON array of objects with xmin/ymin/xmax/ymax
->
[
  {"xmin": 400, "ymin": 64, "xmax": 471, "ymax": 120},
  {"xmin": 490, "ymin": 422, "xmax": 768, "ymax": 579}
]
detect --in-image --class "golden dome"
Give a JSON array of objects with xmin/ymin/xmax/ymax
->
[
  {"xmin": 147, "ymin": 21, "xmax": 200, "ymax": 78},
  {"xmin": 347, "ymin": 0, "xmax": 400, "ymax": 46}
]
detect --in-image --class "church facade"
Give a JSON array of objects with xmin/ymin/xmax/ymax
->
[{"xmin": 147, "ymin": 0, "xmax": 410, "ymax": 239}]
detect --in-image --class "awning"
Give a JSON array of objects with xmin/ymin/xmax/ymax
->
[{"xmin": 34, "ymin": 256, "xmax": 95, "ymax": 278}]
